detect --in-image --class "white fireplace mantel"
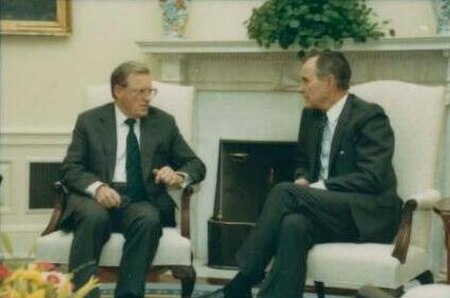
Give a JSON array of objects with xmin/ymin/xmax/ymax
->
[
  {"xmin": 137, "ymin": 37, "xmax": 450, "ymax": 101},
  {"xmin": 137, "ymin": 37, "xmax": 450, "ymax": 54}
]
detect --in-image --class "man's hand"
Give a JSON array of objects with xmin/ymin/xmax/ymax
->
[
  {"xmin": 95, "ymin": 184, "xmax": 121, "ymax": 208},
  {"xmin": 153, "ymin": 166, "xmax": 184, "ymax": 187},
  {"xmin": 294, "ymin": 177, "xmax": 310, "ymax": 187}
]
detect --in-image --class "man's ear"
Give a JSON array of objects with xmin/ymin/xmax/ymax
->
[
  {"xmin": 113, "ymin": 84, "xmax": 122, "ymax": 99},
  {"xmin": 326, "ymin": 74, "xmax": 335, "ymax": 87}
]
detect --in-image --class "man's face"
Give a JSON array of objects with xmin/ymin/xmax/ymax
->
[
  {"xmin": 299, "ymin": 57, "xmax": 330, "ymax": 110},
  {"xmin": 114, "ymin": 73, "xmax": 153, "ymax": 118}
]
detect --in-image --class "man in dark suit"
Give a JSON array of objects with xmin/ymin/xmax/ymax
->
[
  {"xmin": 60, "ymin": 61, "xmax": 206, "ymax": 298},
  {"xmin": 202, "ymin": 51, "xmax": 402, "ymax": 298}
]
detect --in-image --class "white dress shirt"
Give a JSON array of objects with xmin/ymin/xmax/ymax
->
[{"xmin": 310, "ymin": 94, "xmax": 348, "ymax": 190}]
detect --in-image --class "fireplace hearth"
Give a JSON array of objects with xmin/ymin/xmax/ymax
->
[{"xmin": 208, "ymin": 139, "xmax": 297, "ymax": 268}]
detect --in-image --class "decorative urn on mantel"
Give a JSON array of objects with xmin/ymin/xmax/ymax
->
[
  {"xmin": 434, "ymin": 0, "xmax": 450, "ymax": 35},
  {"xmin": 159, "ymin": 0, "xmax": 190, "ymax": 39}
]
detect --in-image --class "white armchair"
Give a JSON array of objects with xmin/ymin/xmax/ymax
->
[
  {"xmin": 34, "ymin": 81, "xmax": 198, "ymax": 297},
  {"xmin": 306, "ymin": 80, "xmax": 445, "ymax": 297}
]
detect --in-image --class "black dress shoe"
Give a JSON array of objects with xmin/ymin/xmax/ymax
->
[
  {"xmin": 197, "ymin": 287, "xmax": 252, "ymax": 298},
  {"xmin": 197, "ymin": 288, "xmax": 226, "ymax": 298}
]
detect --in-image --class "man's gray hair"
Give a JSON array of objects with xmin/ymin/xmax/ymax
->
[
  {"xmin": 110, "ymin": 61, "xmax": 150, "ymax": 98},
  {"xmin": 306, "ymin": 51, "xmax": 351, "ymax": 91}
]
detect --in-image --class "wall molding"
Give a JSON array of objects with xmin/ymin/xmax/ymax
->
[
  {"xmin": 0, "ymin": 129, "xmax": 71, "ymax": 146},
  {"xmin": 136, "ymin": 37, "xmax": 450, "ymax": 54}
]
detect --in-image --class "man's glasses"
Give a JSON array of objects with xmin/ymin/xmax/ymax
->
[{"xmin": 121, "ymin": 85, "xmax": 158, "ymax": 98}]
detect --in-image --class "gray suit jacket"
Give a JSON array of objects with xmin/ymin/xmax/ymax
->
[
  {"xmin": 294, "ymin": 94, "xmax": 402, "ymax": 243},
  {"xmin": 61, "ymin": 103, "xmax": 206, "ymax": 226}
]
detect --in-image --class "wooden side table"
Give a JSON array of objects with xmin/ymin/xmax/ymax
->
[{"xmin": 433, "ymin": 199, "xmax": 450, "ymax": 284}]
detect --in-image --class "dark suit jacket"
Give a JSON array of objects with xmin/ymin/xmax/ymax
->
[
  {"xmin": 294, "ymin": 94, "xmax": 402, "ymax": 243},
  {"xmin": 61, "ymin": 103, "xmax": 206, "ymax": 226}
]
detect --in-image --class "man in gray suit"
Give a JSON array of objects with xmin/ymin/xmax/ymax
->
[
  {"xmin": 60, "ymin": 61, "xmax": 206, "ymax": 298},
  {"xmin": 202, "ymin": 51, "xmax": 402, "ymax": 298}
]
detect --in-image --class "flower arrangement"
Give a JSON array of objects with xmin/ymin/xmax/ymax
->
[
  {"xmin": 0, "ymin": 233, "xmax": 98, "ymax": 298},
  {"xmin": 0, "ymin": 261, "xmax": 98, "ymax": 298},
  {"xmin": 159, "ymin": 0, "xmax": 191, "ymax": 39}
]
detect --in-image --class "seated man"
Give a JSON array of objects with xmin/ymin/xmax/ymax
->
[
  {"xmin": 202, "ymin": 51, "xmax": 402, "ymax": 298},
  {"xmin": 59, "ymin": 61, "xmax": 206, "ymax": 298}
]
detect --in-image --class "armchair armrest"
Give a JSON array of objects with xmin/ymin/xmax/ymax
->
[
  {"xmin": 391, "ymin": 199, "xmax": 417, "ymax": 264},
  {"xmin": 168, "ymin": 181, "xmax": 199, "ymax": 239},
  {"xmin": 391, "ymin": 189, "xmax": 441, "ymax": 263},
  {"xmin": 434, "ymin": 198, "xmax": 450, "ymax": 214},
  {"xmin": 180, "ymin": 185, "xmax": 194, "ymax": 239},
  {"xmin": 411, "ymin": 189, "xmax": 440, "ymax": 210},
  {"xmin": 41, "ymin": 181, "xmax": 67, "ymax": 236}
]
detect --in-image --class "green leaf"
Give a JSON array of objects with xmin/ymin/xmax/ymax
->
[
  {"xmin": 0, "ymin": 232, "xmax": 13, "ymax": 256},
  {"xmin": 289, "ymin": 20, "xmax": 300, "ymax": 28}
]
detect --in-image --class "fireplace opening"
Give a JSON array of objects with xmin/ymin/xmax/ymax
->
[{"xmin": 208, "ymin": 139, "xmax": 297, "ymax": 269}]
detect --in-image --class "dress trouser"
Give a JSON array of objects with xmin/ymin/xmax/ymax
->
[
  {"xmin": 65, "ymin": 195, "xmax": 162, "ymax": 298},
  {"xmin": 236, "ymin": 182, "xmax": 360, "ymax": 298}
]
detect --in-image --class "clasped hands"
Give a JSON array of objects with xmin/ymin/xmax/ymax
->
[
  {"xmin": 294, "ymin": 177, "xmax": 309, "ymax": 187},
  {"xmin": 95, "ymin": 166, "xmax": 184, "ymax": 209}
]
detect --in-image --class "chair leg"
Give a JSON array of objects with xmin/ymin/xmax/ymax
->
[
  {"xmin": 416, "ymin": 270, "xmax": 434, "ymax": 284},
  {"xmin": 171, "ymin": 265, "xmax": 196, "ymax": 298},
  {"xmin": 382, "ymin": 287, "xmax": 404, "ymax": 297},
  {"xmin": 357, "ymin": 285, "xmax": 397, "ymax": 298},
  {"xmin": 314, "ymin": 281, "xmax": 325, "ymax": 298}
]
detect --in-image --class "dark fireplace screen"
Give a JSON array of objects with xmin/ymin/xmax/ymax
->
[{"xmin": 208, "ymin": 140, "xmax": 297, "ymax": 268}]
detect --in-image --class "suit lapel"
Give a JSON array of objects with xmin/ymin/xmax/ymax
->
[
  {"xmin": 98, "ymin": 104, "xmax": 117, "ymax": 183},
  {"xmin": 329, "ymin": 95, "xmax": 353, "ymax": 170},
  {"xmin": 140, "ymin": 110, "xmax": 159, "ymax": 180}
]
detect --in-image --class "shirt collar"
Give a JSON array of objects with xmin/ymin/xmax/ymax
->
[
  {"xmin": 114, "ymin": 104, "xmax": 140, "ymax": 126},
  {"xmin": 326, "ymin": 93, "xmax": 348, "ymax": 125}
]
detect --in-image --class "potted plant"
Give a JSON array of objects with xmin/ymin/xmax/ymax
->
[{"xmin": 246, "ymin": 0, "xmax": 390, "ymax": 52}]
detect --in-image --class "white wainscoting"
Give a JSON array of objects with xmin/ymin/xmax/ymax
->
[{"xmin": 0, "ymin": 129, "xmax": 70, "ymax": 258}]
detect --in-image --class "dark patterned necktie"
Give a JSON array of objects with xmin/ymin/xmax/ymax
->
[
  {"xmin": 124, "ymin": 118, "xmax": 146, "ymax": 201},
  {"xmin": 313, "ymin": 112, "xmax": 327, "ymax": 182}
]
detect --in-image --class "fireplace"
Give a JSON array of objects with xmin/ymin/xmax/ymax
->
[
  {"xmin": 136, "ymin": 40, "xmax": 450, "ymax": 277},
  {"xmin": 208, "ymin": 139, "xmax": 297, "ymax": 268}
]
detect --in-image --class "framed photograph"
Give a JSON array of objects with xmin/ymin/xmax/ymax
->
[{"xmin": 0, "ymin": 0, "xmax": 71, "ymax": 36}]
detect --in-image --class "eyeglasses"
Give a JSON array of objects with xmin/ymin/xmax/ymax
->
[{"xmin": 121, "ymin": 85, "xmax": 158, "ymax": 98}]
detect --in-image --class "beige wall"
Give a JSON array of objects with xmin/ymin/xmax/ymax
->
[
  {"xmin": 0, "ymin": 0, "xmax": 438, "ymax": 132},
  {"xmin": 0, "ymin": 0, "xmax": 257, "ymax": 131}
]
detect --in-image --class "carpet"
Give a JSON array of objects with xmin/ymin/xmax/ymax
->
[
  {"xmin": 99, "ymin": 283, "xmax": 346, "ymax": 297},
  {"xmin": 100, "ymin": 283, "xmax": 220, "ymax": 297}
]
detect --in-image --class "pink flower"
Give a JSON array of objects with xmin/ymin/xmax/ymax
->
[
  {"xmin": 41, "ymin": 271, "xmax": 67, "ymax": 288},
  {"xmin": 0, "ymin": 264, "xmax": 10, "ymax": 280}
]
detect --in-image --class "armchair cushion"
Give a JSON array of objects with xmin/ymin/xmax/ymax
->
[
  {"xmin": 307, "ymin": 243, "xmax": 428, "ymax": 289},
  {"xmin": 402, "ymin": 284, "xmax": 450, "ymax": 297},
  {"xmin": 36, "ymin": 228, "xmax": 192, "ymax": 267}
]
